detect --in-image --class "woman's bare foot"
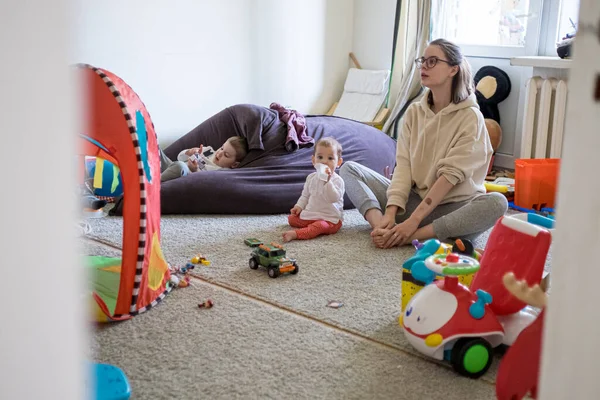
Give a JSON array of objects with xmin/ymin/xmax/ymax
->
[{"xmin": 282, "ymin": 230, "xmax": 298, "ymax": 242}]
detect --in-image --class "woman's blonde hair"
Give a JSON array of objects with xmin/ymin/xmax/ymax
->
[{"xmin": 429, "ymin": 38, "xmax": 474, "ymax": 104}]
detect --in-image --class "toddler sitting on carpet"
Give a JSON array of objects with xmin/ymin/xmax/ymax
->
[
  {"xmin": 160, "ymin": 136, "xmax": 248, "ymax": 182},
  {"xmin": 282, "ymin": 137, "xmax": 345, "ymax": 242}
]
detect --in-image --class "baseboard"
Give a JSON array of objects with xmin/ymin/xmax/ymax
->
[{"xmin": 492, "ymin": 153, "xmax": 516, "ymax": 170}]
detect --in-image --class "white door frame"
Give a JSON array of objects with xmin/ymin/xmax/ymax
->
[{"xmin": 538, "ymin": 0, "xmax": 600, "ymax": 397}]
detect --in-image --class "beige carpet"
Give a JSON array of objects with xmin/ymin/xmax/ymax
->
[{"xmin": 83, "ymin": 208, "xmax": 548, "ymax": 398}]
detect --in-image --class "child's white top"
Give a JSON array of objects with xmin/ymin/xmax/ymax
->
[
  {"xmin": 177, "ymin": 146, "xmax": 223, "ymax": 171},
  {"xmin": 296, "ymin": 172, "xmax": 345, "ymax": 224}
]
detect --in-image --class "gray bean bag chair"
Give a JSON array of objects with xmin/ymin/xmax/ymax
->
[{"xmin": 158, "ymin": 104, "xmax": 396, "ymax": 214}]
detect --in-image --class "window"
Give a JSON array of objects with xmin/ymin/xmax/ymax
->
[
  {"xmin": 431, "ymin": 0, "xmax": 544, "ymax": 58},
  {"xmin": 557, "ymin": 0, "xmax": 580, "ymax": 41}
]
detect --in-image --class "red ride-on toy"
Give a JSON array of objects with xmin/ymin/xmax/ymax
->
[{"xmin": 400, "ymin": 215, "xmax": 552, "ymax": 378}]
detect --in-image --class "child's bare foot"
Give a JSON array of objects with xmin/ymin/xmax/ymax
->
[
  {"xmin": 282, "ymin": 230, "xmax": 298, "ymax": 242},
  {"xmin": 372, "ymin": 232, "xmax": 386, "ymax": 248}
]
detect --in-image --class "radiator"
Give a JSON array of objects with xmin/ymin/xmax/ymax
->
[{"xmin": 520, "ymin": 76, "xmax": 569, "ymax": 159}]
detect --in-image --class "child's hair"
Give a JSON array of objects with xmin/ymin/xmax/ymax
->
[
  {"xmin": 226, "ymin": 136, "xmax": 249, "ymax": 162},
  {"xmin": 314, "ymin": 137, "xmax": 343, "ymax": 158}
]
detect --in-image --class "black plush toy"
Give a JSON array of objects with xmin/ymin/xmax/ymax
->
[{"xmin": 473, "ymin": 66, "xmax": 512, "ymax": 124}]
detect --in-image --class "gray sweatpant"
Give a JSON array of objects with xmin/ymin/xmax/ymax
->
[
  {"xmin": 159, "ymin": 148, "xmax": 191, "ymax": 182},
  {"xmin": 339, "ymin": 161, "xmax": 508, "ymax": 241}
]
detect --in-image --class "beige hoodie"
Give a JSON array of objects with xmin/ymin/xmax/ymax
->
[{"xmin": 387, "ymin": 90, "xmax": 492, "ymax": 214}]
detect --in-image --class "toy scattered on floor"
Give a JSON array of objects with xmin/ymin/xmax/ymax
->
[
  {"xmin": 246, "ymin": 240, "xmax": 299, "ymax": 278},
  {"xmin": 91, "ymin": 362, "xmax": 131, "ymax": 400},
  {"xmin": 169, "ymin": 265, "xmax": 193, "ymax": 288},
  {"xmin": 509, "ymin": 202, "xmax": 555, "ymax": 219},
  {"xmin": 191, "ymin": 253, "xmax": 210, "ymax": 265},
  {"xmin": 401, "ymin": 238, "xmax": 481, "ymax": 311},
  {"xmin": 399, "ymin": 215, "xmax": 552, "ymax": 378},
  {"xmin": 198, "ymin": 299, "xmax": 214, "ymax": 309},
  {"xmin": 484, "ymin": 177, "xmax": 515, "ymax": 201},
  {"xmin": 496, "ymin": 272, "xmax": 547, "ymax": 399},
  {"xmin": 327, "ymin": 300, "xmax": 344, "ymax": 309}
]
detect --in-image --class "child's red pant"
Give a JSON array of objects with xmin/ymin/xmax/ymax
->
[{"xmin": 287, "ymin": 214, "xmax": 342, "ymax": 240}]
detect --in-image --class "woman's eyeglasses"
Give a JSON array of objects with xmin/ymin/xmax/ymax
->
[{"xmin": 415, "ymin": 56, "xmax": 455, "ymax": 70}]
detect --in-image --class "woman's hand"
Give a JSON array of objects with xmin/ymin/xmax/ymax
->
[
  {"xmin": 290, "ymin": 205, "xmax": 302, "ymax": 216},
  {"xmin": 378, "ymin": 206, "xmax": 398, "ymax": 229},
  {"xmin": 381, "ymin": 217, "xmax": 420, "ymax": 249}
]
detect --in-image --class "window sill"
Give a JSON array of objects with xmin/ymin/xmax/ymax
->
[{"xmin": 510, "ymin": 56, "xmax": 572, "ymax": 69}]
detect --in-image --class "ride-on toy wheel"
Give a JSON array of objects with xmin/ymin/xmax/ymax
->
[
  {"xmin": 249, "ymin": 258, "xmax": 259, "ymax": 270},
  {"xmin": 268, "ymin": 266, "xmax": 280, "ymax": 278},
  {"xmin": 451, "ymin": 337, "xmax": 493, "ymax": 378},
  {"xmin": 290, "ymin": 263, "xmax": 299, "ymax": 274}
]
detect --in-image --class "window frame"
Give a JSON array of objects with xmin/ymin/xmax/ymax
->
[{"xmin": 431, "ymin": 0, "xmax": 546, "ymax": 59}]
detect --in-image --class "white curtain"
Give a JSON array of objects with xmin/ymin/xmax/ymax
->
[{"xmin": 383, "ymin": 0, "xmax": 433, "ymax": 137}]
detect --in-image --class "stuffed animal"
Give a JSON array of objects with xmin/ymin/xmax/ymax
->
[
  {"xmin": 474, "ymin": 65, "xmax": 512, "ymax": 124},
  {"xmin": 474, "ymin": 66, "xmax": 511, "ymax": 153}
]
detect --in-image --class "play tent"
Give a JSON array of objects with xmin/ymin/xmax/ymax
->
[{"xmin": 77, "ymin": 63, "xmax": 172, "ymax": 322}]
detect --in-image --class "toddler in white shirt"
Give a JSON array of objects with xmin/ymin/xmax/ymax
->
[{"xmin": 282, "ymin": 137, "xmax": 345, "ymax": 242}]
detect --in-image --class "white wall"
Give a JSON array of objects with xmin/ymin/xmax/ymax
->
[
  {"xmin": 1, "ymin": 0, "xmax": 86, "ymax": 399},
  {"xmin": 352, "ymin": 0, "xmax": 397, "ymax": 71},
  {"xmin": 75, "ymin": 0, "xmax": 354, "ymax": 147},
  {"xmin": 252, "ymin": 0, "xmax": 354, "ymax": 116}
]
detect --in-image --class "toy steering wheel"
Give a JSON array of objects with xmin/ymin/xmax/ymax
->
[
  {"xmin": 425, "ymin": 253, "xmax": 480, "ymax": 276},
  {"xmin": 412, "ymin": 252, "xmax": 480, "ymax": 285}
]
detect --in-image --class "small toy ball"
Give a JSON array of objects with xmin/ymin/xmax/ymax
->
[
  {"xmin": 198, "ymin": 299, "xmax": 214, "ymax": 309},
  {"xmin": 170, "ymin": 275, "xmax": 181, "ymax": 286}
]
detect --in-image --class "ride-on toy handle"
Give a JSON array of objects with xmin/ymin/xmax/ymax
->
[
  {"xmin": 412, "ymin": 252, "xmax": 481, "ymax": 286},
  {"xmin": 425, "ymin": 253, "xmax": 480, "ymax": 276}
]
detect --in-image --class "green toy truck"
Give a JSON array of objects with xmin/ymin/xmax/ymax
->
[{"xmin": 247, "ymin": 241, "xmax": 299, "ymax": 278}]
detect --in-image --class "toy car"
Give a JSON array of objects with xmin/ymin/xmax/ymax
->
[
  {"xmin": 244, "ymin": 238, "xmax": 264, "ymax": 247},
  {"xmin": 248, "ymin": 242, "xmax": 299, "ymax": 278},
  {"xmin": 400, "ymin": 216, "xmax": 552, "ymax": 379}
]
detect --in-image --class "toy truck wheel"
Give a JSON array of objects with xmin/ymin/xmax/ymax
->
[
  {"xmin": 290, "ymin": 263, "xmax": 299, "ymax": 274},
  {"xmin": 249, "ymin": 258, "xmax": 259, "ymax": 270},
  {"xmin": 450, "ymin": 338, "xmax": 493, "ymax": 379},
  {"xmin": 267, "ymin": 266, "xmax": 280, "ymax": 278}
]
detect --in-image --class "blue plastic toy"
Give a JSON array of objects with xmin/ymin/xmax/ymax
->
[{"xmin": 92, "ymin": 362, "xmax": 131, "ymax": 400}]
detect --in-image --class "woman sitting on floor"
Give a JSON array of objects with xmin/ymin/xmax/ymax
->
[{"xmin": 340, "ymin": 38, "xmax": 507, "ymax": 249}]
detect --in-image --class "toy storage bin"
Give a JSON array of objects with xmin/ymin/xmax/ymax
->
[{"xmin": 514, "ymin": 158, "xmax": 560, "ymax": 210}]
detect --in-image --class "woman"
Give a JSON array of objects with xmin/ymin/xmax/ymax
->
[{"xmin": 340, "ymin": 38, "xmax": 507, "ymax": 249}]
